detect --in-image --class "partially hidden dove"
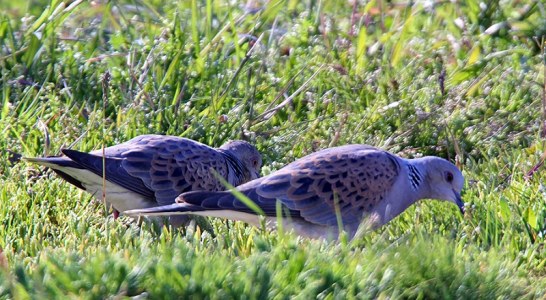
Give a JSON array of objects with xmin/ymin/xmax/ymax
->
[
  {"xmin": 25, "ymin": 134, "xmax": 262, "ymax": 226},
  {"xmin": 126, "ymin": 144, "xmax": 464, "ymax": 238}
]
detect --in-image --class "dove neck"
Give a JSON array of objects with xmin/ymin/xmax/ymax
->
[
  {"xmin": 405, "ymin": 158, "xmax": 434, "ymax": 201},
  {"xmin": 370, "ymin": 160, "xmax": 427, "ymax": 226},
  {"xmin": 219, "ymin": 150, "xmax": 248, "ymax": 186}
]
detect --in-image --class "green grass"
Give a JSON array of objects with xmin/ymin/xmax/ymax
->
[{"xmin": 1, "ymin": 0, "xmax": 546, "ymax": 298}]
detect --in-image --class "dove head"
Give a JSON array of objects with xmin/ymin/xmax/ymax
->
[
  {"xmin": 414, "ymin": 156, "xmax": 465, "ymax": 214},
  {"xmin": 219, "ymin": 140, "xmax": 262, "ymax": 180}
]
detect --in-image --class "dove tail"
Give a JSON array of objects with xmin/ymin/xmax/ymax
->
[
  {"xmin": 24, "ymin": 156, "xmax": 81, "ymax": 169},
  {"xmin": 24, "ymin": 156, "xmax": 86, "ymax": 189}
]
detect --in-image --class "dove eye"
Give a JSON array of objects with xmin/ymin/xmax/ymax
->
[{"xmin": 445, "ymin": 171, "xmax": 454, "ymax": 183}]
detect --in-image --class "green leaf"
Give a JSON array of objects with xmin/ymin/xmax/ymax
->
[
  {"xmin": 467, "ymin": 46, "xmax": 480, "ymax": 66},
  {"xmin": 391, "ymin": 12, "xmax": 414, "ymax": 67},
  {"xmin": 13, "ymin": 282, "xmax": 31, "ymax": 300},
  {"xmin": 23, "ymin": 33, "xmax": 42, "ymax": 68},
  {"xmin": 261, "ymin": 0, "xmax": 285, "ymax": 23},
  {"xmin": 159, "ymin": 52, "xmax": 181, "ymax": 90},
  {"xmin": 110, "ymin": 33, "xmax": 126, "ymax": 50},
  {"xmin": 525, "ymin": 207, "xmax": 538, "ymax": 230},
  {"xmin": 355, "ymin": 28, "xmax": 367, "ymax": 72},
  {"xmin": 499, "ymin": 197, "xmax": 511, "ymax": 221},
  {"xmin": 190, "ymin": 0, "xmax": 201, "ymax": 55}
]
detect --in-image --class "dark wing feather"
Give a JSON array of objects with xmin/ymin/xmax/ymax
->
[{"xmin": 61, "ymin": 149, "xmax": 155, "ymax": 199}]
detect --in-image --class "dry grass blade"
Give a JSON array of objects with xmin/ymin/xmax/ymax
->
[
  {"xmin": 253, "ymin": 64, "xmax": 324, "ymax": 124},
  {"xmin": 101, "ymin": 71, "xmax": 111, "ymax": 216},
  {"xmin": 36, "ymin": 118, "xmax": 50, "ymax": 157},
  {"xmin": 218, "ymin": 33, "xmax": 265, "ymax": 101}
]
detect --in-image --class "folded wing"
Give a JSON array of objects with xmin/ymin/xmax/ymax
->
[{"xmin": 63, "ymin": 135, "xmax": 231, "ymax": 206}]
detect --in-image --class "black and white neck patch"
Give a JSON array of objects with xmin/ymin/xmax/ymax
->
[{"xmin": 407, "ymin": 164, "xmax": 423, "ymax": 191}]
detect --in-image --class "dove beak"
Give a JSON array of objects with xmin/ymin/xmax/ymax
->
[{"xmin": 454, "ymin": 189, "xmax": 464, "ymax": 215}]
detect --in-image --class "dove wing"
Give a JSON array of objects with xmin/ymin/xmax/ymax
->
[
  {"xmin": 118, "ymin": 136, "xmax": 230, "ymax": 205},
  {"xmin": 255, "ymin": 146, "xmax": 401, "ymax": 226}
]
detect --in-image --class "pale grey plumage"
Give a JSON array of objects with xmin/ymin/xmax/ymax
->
[
  {"xmin": 25, "ymin": 134, "xmax": 262, "ymax": 226},
  {"xmin": 126, "ymin": 144, "xmax": 464, "ymax": 238}
]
